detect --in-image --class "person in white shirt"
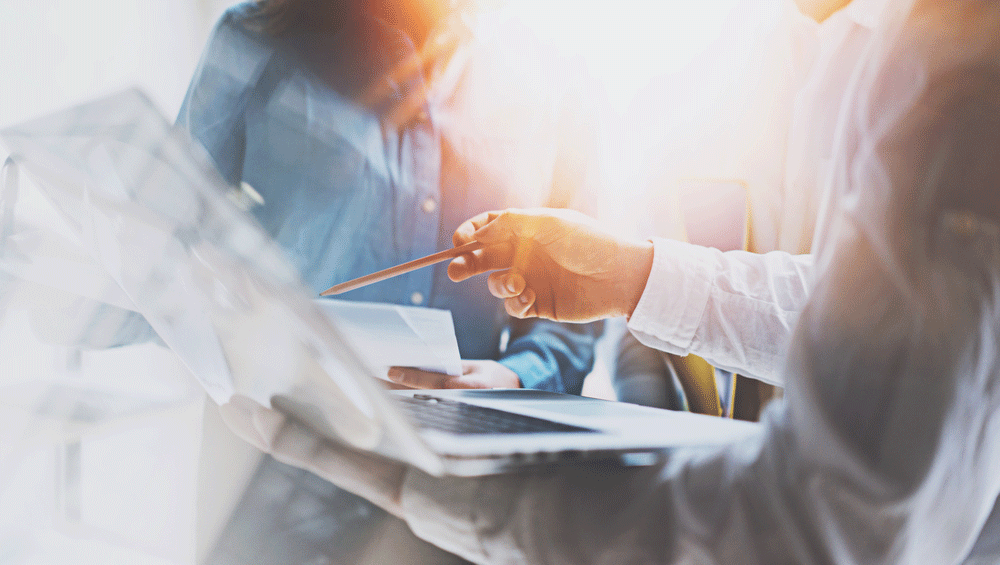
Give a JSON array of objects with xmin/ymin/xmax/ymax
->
[
  {"xmin": 612, "ymin": 0, "xmax": 877, "ymax": 414},
  {"xmin": 219, "ymin": 0, "xmax": 1000, "ymax": 562}
]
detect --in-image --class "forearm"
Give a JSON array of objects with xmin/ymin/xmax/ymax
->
[
  {"xmin": 399, "ymin": 455, "xmax": 691, "ymax": 565},
  {"xmin": 396, "ymin": 417, "xmax": 823, "ymax": 565}
]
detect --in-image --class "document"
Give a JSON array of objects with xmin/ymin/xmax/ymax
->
[{"xmin": 315, "ymin": 299, "xmax": 463, "ymax": 379}]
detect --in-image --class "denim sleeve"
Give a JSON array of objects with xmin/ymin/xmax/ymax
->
[
  {"xmin": 176, "ymin": 5, "xmax": 271, "ymax": 185},
  {"xmin": 497, "ymin": 319, "xmax": 601, "ymax": 395}
]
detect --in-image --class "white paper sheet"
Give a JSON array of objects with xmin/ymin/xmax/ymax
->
[{"xmin": 315, "ymin": 299, "xmax": 463, "ymax": 380}]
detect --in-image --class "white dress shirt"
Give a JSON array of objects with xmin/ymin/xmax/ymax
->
[
  {"xmin": 396, "ymin": 1, "xmax": 1000, "ymax": 563},
  {"xmin": 616, "ymin": 0, "xmax": 883, "ymax": 390}
]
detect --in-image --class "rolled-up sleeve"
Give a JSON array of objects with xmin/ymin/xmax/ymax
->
[
  {"xmin": 498, "ymin": 319, "xmax": 600, "ymax": 395},
  {"xmin": 627, "ymin": 238, "xmax": 812, "ymax": 386}
]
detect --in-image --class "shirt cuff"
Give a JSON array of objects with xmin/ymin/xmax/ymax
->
[
  {"xmin": 627, "ymin": 237, "xmax": 718, "ymax": 355},
  {"xmin": 498, "ymin": 351, "xmax": 552, "ymax": 391}
]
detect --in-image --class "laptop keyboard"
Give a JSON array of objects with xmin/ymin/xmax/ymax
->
[{"xmin": 395, "ymin": 394, "xmax": 597, "ymax": 435}]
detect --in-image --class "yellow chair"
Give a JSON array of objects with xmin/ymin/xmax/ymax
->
[{"xmin": 669, "ymin": 179, "xmax": 774, "ymax": 419}]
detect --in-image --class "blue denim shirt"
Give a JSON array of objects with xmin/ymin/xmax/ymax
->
[{"xmin": 176, "ymin": 4, "xmax": 597, "ymax": 393}]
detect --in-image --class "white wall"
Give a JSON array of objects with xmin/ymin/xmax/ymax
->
[
  {"xmin": 0, "ymin": 0, "xmax": 236, "ymax": 128},
  {"xmin": 0, "ymin": 4, "xmax": 247, "ymax": 563}
]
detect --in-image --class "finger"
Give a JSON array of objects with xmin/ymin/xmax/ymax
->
[
  {"xmin": 387, "ymin": 366, "xmax": 450, "ymax": 389},
  {"xmin": 218, "ymin": 394, "xmax": 287, "ymax": 451},
  {"xmin": 468, "ymin": 209, "xmax": 537, "ymax": 245},
  {"xmin": 448, "ymin": 243, "xmax": 515, "ymax": 281},
  {"xmin": 453, "ymin": 210, "xmax": 502, "ymax": 246},
  {"xmin": 487, "ymin": 271, "xmax": 525, "ymax": 299},
  {"xmin": 380, "ymin": 379, "xmax": 411, "ymax": 390},
  {"xmin": 432, "ymin": 365, "xmax": 488, "ymax": 390},
  {"xmin": 440, "ymin": 376, "xmax": 490, "ymax": 389},
  {"xmin": 472, "ymin": 213, "xmax": 541, "ymax": 288},
  {"xmin": 504, "ymin": 287, "xmax": 536, "ymax": 319},
  {"xmin": 472, "ymin": 208, "xmax": 554, "ymax": 242},
  {"xmin": 252, "ymin": 402, "xmax": 288, "ymax": 447}
]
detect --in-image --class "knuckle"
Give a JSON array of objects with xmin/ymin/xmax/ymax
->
[{"xmin": 504, "ymin": 301, "xmax": 521, "ymax": 318}]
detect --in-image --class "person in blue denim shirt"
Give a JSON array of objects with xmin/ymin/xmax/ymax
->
[
  {"xmin": 177, "ymin": 0, "xmax": 600, "ymax": 394},
  {"xmin": 179, "ymin": 2, "xmax": 601, "ymax": 563}
]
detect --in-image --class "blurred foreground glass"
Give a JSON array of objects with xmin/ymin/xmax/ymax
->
[
  {"xmin": 0, "ymin": 89, "xmax": 417, "ymax": 563},
  {"xmin": 0, "ymin": 158, "xmax": 210, "ymax": 562},
  {"xmin": 0, "ymin": 88, "xmax": 389, "ymax": 440}
]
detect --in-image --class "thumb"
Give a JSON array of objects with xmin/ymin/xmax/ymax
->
[{"xmin": 218, "ymin": 394, "xmax": 287, "ymax": 452}]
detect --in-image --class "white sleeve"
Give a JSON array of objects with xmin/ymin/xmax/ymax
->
[
  {"xmin": 396, "ymin": 7, "xmax": 1000, "ymax": 564},
  {"xmin": 626, "ymin": 238, "xmax": 812, "ymax": 386}
]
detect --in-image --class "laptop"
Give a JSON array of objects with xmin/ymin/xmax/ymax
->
[{"xmin": 0, "ymin": 89, "xmax": 758, "ymax": 477}]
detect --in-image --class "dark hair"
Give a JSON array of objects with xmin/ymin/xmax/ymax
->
[
  {"xmin": 248, "ymin": 0, "xmax": 350, "ymax": 36},
  {"xmin": 249, "ymin": 0, "xmax": 477, "ymax": 39}
]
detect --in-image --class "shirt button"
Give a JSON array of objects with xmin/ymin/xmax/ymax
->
[
  {"xmin": 421, "ymin": 197, "xmax": 437, "ymax": 214},
  {"xmin": 410, "ymin": 291, "xmax": 424, "ymax": 306}
]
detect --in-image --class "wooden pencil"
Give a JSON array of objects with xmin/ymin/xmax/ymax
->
[{"xmin": 319, "ymin": 240, "xmax": 485, "ymax": 296}]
